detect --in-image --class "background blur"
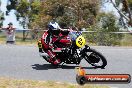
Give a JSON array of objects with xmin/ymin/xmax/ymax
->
[{"xmin": 0, "ymin": 0, "xmax": 132, "ymax": 46}]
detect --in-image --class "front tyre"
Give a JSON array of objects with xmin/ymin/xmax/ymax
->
[{"xmin": 84, "ymin": 48, "xmax": 107, "ymax": 68}]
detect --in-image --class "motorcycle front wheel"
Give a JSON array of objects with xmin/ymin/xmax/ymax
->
[{"xmin": 84, "ymin": 48, "xmax": 107, "ymax": 68}]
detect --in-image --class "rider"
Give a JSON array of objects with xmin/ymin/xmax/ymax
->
[
  {"xmin": 46, "ymin": 18, "xmax": 62, "ymax": 64},
  {"xmin": 47, "ymin": 18, "xmax": 61, "ymax": 45}
]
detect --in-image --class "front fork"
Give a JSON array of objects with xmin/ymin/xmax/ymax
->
[{"xmin": 80, "ymin": 45, "xmax": 90, "ymax": 56}]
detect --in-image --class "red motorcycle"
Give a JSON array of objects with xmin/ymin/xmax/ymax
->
[{"xmin": 38, "ymin": 29, "xmax": 107, "ymax": 68}]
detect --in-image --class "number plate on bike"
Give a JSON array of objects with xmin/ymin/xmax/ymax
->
[{"xmin": 76, "ymin": 36, "xmax": 86, "ymax": 48}]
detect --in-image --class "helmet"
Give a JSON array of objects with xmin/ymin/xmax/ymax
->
[
  {"xmin": 48, "ymin": 20, "xmax": 58, "ymax": 30},
  {"xmin": 8, "ymin": 22, "xmax": 13, "ymax": 25},
  {"xmin": 48, "ymin": 24, "xmax": 55, "ymax": 30}
]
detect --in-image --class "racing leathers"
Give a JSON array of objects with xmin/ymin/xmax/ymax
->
[{"xmin": 46, "ymin": 21, "xmax": 61, "ymax": 64}]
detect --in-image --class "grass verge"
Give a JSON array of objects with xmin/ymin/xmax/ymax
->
[
  {"xmin": 1, "ymin": 33, "xmax": 132, "ymax": 46},
  {"xmin": 120, "ymin": 34, "xmax": 132, "ymax": 46},
  {"xmin": 0, "ymin": 36, "xmax": 37, "ymax": 46},
  {"xmin": 0, "ymin": 77, "xmax": 110, "ymax": 88}
]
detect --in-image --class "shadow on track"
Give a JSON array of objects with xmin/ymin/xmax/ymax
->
[{"xmin": 31, "ymin": 64, "xmax": 96, "ymax": 70}]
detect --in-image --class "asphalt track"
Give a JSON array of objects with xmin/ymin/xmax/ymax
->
[{"xmin": 0, "ymin": 44, "xmax": 132, "ymax": 88}]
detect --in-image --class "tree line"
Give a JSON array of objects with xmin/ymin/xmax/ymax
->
[
  {"xmin": 3, "ymin": 0, "xmax": 132, "ymax": 30},
  {"xmin": 0, "ymin": 0, "xmax": 132, "ymax": 45}
]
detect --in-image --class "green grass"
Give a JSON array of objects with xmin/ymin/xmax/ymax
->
[
  {"xmin": 1, "ymin": 32, "xmax": 132, "ymax": 46},
  {"xmin": 0, "ymin": 77, "xmax": 110, "ymax": 88},
  {"xmin": 0, "ymin": 32, "xmax": 37, "ymax": 45},
  {"xmin": 0, "ymin": 31, "xmax": 37, "ymax": 45},
  {"xmin": 121, "ymin": 34, "xmax": 132, "ymax": 46},
  {"xmin": 0, "ymin": 37, "xmax": 37, "ymax": 45},
  {"xmin": 0, "ymin": 36, "xmax": 6, "ymax": 44}
]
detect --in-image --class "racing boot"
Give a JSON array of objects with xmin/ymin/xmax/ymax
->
[
  {"xmin": 53, "ymin": 58, "xmax": 61, "ymax": 65},
  {"xmin": 46, "ymin": 50, "xmax": 55, "ymax": 62},
  {"xmin": 46, "ymin": 50, "xmax": 61, "ymax": 65}
]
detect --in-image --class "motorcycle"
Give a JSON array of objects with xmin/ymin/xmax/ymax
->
[{"xmin": 38, "ymin": 29, "xmax": 107, "ymax": 68}]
